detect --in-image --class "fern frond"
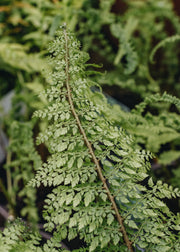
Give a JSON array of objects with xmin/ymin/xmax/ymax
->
[
  {"xmin": 134, "ymin": 92, "xmax": 180, "ymax": 115},
  {"xmin": 0, "ymin": 43, "xmax": 45, "ymax": 73},
  {"xmin": 150, "ymin": 34, "xmax": 180, "ymax": 63},
  {"xmin": 5, "ymin": 121, "xmax": 41, "ymax": 221},
  {"xmin": 111, "ymin": 22, "xmax": 139, "ymax": 74},
  {"xmin": 31, "ymin": 26, "xmax": 180, "ymax": 251},
  {"xmin": 108, "ymin": 94, "xmax": 180, "ymax": 155}
]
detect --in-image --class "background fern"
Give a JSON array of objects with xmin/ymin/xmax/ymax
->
[
  {"xmin": 0, "ymin": 219, "xmax": 42, "ymax": 252},
  {"xmin": 0, "ymin": 1, "xmax": 180, "ymax": 251},
  {"xmin": 2, "ymin": 120, "xmax": 41, "ymax": 222}
]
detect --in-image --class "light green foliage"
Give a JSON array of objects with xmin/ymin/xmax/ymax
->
[
  {"xmin": 30, "ymin": 27, "xmax": 180, "ymax": 251},
  {"xmin": 4, "ymin": 121, "xmax": 41, "ymax": 222},
  {"xmin": 0, "ymin": 218, "xmax": 70, "ymax": 252},
  {"xmin": 0, "ymin": 0, "xmax": 84, "ymax": 111},
  {"xmin": 134, "ymin": 93, "xmax": 180, "ymax": 114},
  {"xmin": 107, "ymin": 92, "xmax": 180, "ymax": 187},
  {"xmin": 111, "ymin": 18, "xmax": 139, "ymax": 74},
  {"xmin": 0, "ymin": 219, "xmax": 42, "ymax": 252},
  {"xmin": 0, "ymin": 43, "xmax": 44, "ymax": 74}
]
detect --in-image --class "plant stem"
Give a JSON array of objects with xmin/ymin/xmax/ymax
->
[
  {"xmin": 0, "ymin": 179, "xmax": 12, "ymax": 208},
  {"xmin": 6, "ymin": 146, "xmax": 15, "ymax": 216},
  {"xmin": 6, "ymin": 150, "xmax": 12, "ymax": 196},
  {"xmin": 64, "ymin": 26, "xmax": 133, "ymax": 252}
]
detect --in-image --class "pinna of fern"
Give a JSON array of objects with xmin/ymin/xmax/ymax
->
[
  {"xmin": 0, "ymin": 218, "xmax": 42, "ymax": 252},
  {"xmin": 30, "ymin": 25, "xmax": 180, "ymax": 251},
  {"xmin": 108, "ymin": 91, "xmax": 180, "ymax": 157}
]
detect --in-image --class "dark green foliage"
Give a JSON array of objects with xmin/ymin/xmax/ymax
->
[
  {"xmin": 97, "ymin": 0, "xmax": 180, "ymax": 97},
  {"xmin": 150, "ymin": 35, "xmax": 180, "ymax": 63}
]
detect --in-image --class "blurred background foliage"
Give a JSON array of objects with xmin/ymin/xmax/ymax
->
[{"xmin": 0, "ymin": 0, "xmax": 180, "ymax": 223}]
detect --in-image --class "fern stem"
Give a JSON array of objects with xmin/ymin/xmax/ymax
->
[
  {"xmin": 63, "ymin": 26, "xmax": 133, "ymax": 252},
  {"xmin": 6, "ymin": 149, "xmax": 12, "ymax": 196},
  {"xmin": 6, "ymin": 148, "xmax": 16, "ymax": 216},
  {"xmin": 0, "ymin": 178, "xmax": 13, "ymax": 211},
  {"xmin": 131, "ymin": 219, "xmax": 147, "ymax": 244},
  {"xmin": 123, "ymin": 194, "xmax": 147, "ymax": 220}
]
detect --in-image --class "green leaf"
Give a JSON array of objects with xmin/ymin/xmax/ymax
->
[
  {"xmin": 68, "ymin": 229, "xmax": 77, "ymax": 241},
  {"xmin": 89, "ymin": 237, "xmax": 99, "ymax": 252},
  {"xmin": 68, "ymin": 156, "xmax": 75, "ymax": 168},
  {"xmin": 78, "ymin": 218, "xmax": 86, "ymax": 230},
  {"xmin": 64, "ymin": 174, "xmax": 72, "ymax": 185},
  {"xmin": 103, "ymin": 140, "xmax": 114, "ymax": 146},
  {"xmin": 77, "ymin": 157, "xmax": 83, "ymax": 168},
  {"xmin": 100, "ymin": 192, "xmax": 107, "ymax": 202},
  {"xmin": 148, "ymin": 177, "xmax": 154, "ymax": 187},
  {"xmin": 113, "ymin": 234, "xmax": 120, "ymax": 245},
  {"xmin": 84, "ymin": 192, "xmax": 92, "ymax": 207},
  {"xmin": 127, "ymin": 220, "xmax": 138, "ymax": 229},
  {"xmin": 138, "ymin": 240, "xmax": 148, "ymax": 249},
  {"xmin": 120, "ymin": 196, "xmax": 129, "ymax": 204},
  {"xmin": 69, "ymin": 217, "xmax": 77, "ymax": 228},
  {"xmin": 57, "ymin": 213, "xmax": 68, "ymax": 225},
  {"xmin": 158, "ymin": 150, "xmax": 180, "ymax": 165},
  {"xmin": 153, "ymin": 198, "xmax": 166, "ymax": 207},
  {"xmin": 73, "ymin": 193, "xmax": 82, "ymax": 207},
  {"xmin": 100, "ymin": 235, "xmax": 110, "ymax": 248},
  {"xmin": 144, "ymin": 209, "xmax": 157, "ymax": 217},
  {"xmin": 124, "ymin": 167, "xmax": 136, "ymax": 175},
  {"xmin": 107, "ymin": 213, "xmax": 114, "ymax": 225},
  {"xmin": 57, "ymin": 142, "xmax": 68, "ymax": 152},
  {"xmin": 89, "ymin": 222, "xmax": 96, "ymax": 233},
  {"xmin": 66, "ymin": 193, "xmax": 74, "ymax": 205}
]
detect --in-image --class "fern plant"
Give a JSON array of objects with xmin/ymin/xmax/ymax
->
[
  {"xmin": 113, "ymin": 93, "xmax": 180, "ymax": 178},
  {"xmin": 29, "ymin": 26, "xmax": 180, "ymax": 251},
  {"xmin": 97, "ymin": 0, "xmax": 180, "ymax": 98},
  {"xmin": 2, "ymin": 120, "xmax": 41, "ymax": 222}
]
